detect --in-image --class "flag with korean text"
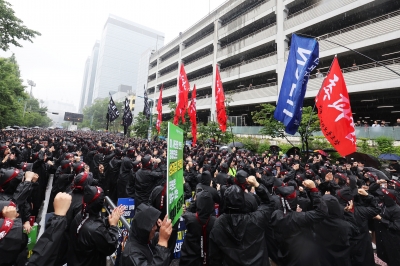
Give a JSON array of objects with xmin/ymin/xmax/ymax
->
[
  {"xmin": 156, "ymin": 85, "xmax": 163, "ymax": 134},
  {"xmin": 274, "ymin": 34, "xmax": 319, "ymax": 134},
  {"xmin": 174, "ymin": 64, "xmax": 190, "ymax": 125},
  {"xmin": 215, "ymin": 65, "xmax": 227, "ymax": 132},
  {"xmin": 315, "ymin": 57, "xmax": 356, "ymax": 156}
]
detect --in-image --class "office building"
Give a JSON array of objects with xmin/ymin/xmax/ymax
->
[
  {"xmin": 91, "ymin": 15, "xmax": 164, "ymax": 102},
  {"xmin": 78, "ymin": 57, "xmax": 90, "ymax": 113},
  {"xmin": 83, "ymin": 41, "xmax": 100, "ymax": 108},
  {"xmin": 146, "ymin": 0, "xmax": 400, "ymax": 127}
]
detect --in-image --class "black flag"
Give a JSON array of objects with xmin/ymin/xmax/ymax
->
[
  {"xmin": 143, "ymin": 86, "xmax": 150, "ymax": 120},
  {"xmin": 122, "ymin": 97, "xmax": 133, "ymax": 135},
  {"xmin": 106, "ymin": 93, "xmax": 119, "ymax": 130}
]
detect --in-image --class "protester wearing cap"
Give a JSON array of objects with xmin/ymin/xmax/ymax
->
[
  {"xmin": 68, "ymin": 186, "xmax": 124, "ymax": 266},
  {"xmin": 209, "ymin": 176, "xmax": 273, "ymax": 265},
  {"xmin": 180, "ymin": 190, "xmax": 216, "ymax": 265},
  {"xmin": 195, "ymin": 171, "xmax": 220, "ymax": 205},
  {"xmin": 270, "ymin": 180, "xmax": 328, "ymax": 266},
  {"xmin": 47, "ymin": 159, "xmax": 74, "ymax": 213},
  {"xmin": 0, "ymin": 202, "xmax": 24, "ymax": 265},
  {"xmin": 122, "ymin": 204, "xmax": 172, "ymax": 266},
  {"xmin": 373, "ymin": 188, "xmax": 400, "ymax": 266},
  {"xmin": 134, "ymin": 155, "xmax": 164, "ymax": 208}
]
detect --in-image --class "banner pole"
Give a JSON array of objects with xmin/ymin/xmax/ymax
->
[{"xmin": 295, "ymin": 32, "xmax": 400, "ymax": 77}]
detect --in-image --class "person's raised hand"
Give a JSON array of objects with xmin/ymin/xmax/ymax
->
[
  {"xmin": 373, "ymin": 214, "xmax": 382, "ymax": 220},
  {"xmin": 358, "ymin": 188, "xmax": 368, "ymax": 196},
  {"xmin": 24, "ymin": 171, "xmax": 35, "ymax": 182},
  {"xmin": 302, "ymin": 180, "xmax": 316, "ymax": 189},
  {"xmin": 158, "ymin": 215, "xmax": 172, "ymax": 248},
  {"xmin": 108, "ymin": 205, "xmax": 125, "ymax": 226},
  {"xmin": 246, "ymin": 175, "xmax": 259, "ymax": 188},
  {"xmin": 216, "ymin": 184, "xmax": 221, "ymax": 191},
  {"xmin": 2, "ymin": 154, "xmax": 9, "ymax": 163},
  {"xmin": 53, "ymin": 192, "xmax": 72, "ymax": 216},
  {"xmin": 2, "ymin": 206, "xmax": 19, "ymax": 220},
  {"xmin": 325, "ymin": 172, "xmax": 333, "ymax": 181},
  {"xmin": 32, "ymin": 173, "xmax": 39, "ymax": 183},
  {"xmin": 344, "ymin": 200, "xmax": 354, "ymax": 212},
  {"xmin": 99, "ymin": 164, "xmax": 104, "ymax": 174}
]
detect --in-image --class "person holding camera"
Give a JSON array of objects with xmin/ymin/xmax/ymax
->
[{"xmin": 134, "ymin": 155, "xmax": 164, "ymax": 208}]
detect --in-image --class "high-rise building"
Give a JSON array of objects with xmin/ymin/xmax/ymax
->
[
  {"xmin": 78, "ymin": 57, "xmax": 90, "ymax": 113},
  {"xmin": 134, "ymin": 48, "xmax": 153, "ymax": 118},
  {"xmin": 147, "ymin": 0, "xmax": 400, "ymax": 127},
  {"xmin": 83, "ymin": 41, "xmax": 100, "ymax": 107},
  {"xmin": 91, "ymin": 15, "xmax": 164, "ymax": 102}
]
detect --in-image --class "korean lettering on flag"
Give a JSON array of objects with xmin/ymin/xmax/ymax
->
[
  {"xmin": 274, "ymin": 34, "xmax": 319, "ymax": 135},
  {"xmin": 315, "ymin": 57, "xmax": 357, "ymax": 156}
]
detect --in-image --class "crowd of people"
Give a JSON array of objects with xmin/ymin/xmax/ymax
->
[{"xmin": 0, "ymin": 128, "xmax": 400, "ymax": 266}]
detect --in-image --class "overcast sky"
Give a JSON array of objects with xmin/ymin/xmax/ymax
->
[{"xmin": 0, "ymin": 0, "xmax": 226, "ymax": 111}]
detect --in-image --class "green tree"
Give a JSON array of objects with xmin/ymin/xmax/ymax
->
[
  {"xmin": 80, "ymin": 98, "xmax": 123, "ymax": 131},
  {"xmin": 252, "ymin": 104, "xmax": 285, "ymax": 138},
  {"xmin": 252, "ymin": 104, "xmax": 320, "ymax": 156},
  {"xmin": 167, "ymin": 102, "xmax": 191, "ymax": 141},
  {"xmin": 132, "ymin": 112, "xmax": 156, "ymax": 139},
  {"xmin": 0, "ymin": 56, "xmax": 26, "ymax": 128},
  {"xmin": 198, "ymin": 121, "xmax": 233, "ymax": 144},
  {"xmin": 0, "ymin": 0, "xmax": 41, "ymax": 51},
  {"xmin": 375, "ymin": 136, "xmax": 395, "ymax": 155},
  {"xmin": 22, "ymin": 96, "xmax": 52, "ymax": 127},
  {"xmin": 297, "ymin": 106, "xmax": 320, "ymax": 156}
]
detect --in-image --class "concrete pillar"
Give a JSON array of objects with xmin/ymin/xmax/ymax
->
[
  {"xmin": 211, "ymin": 19, "xmax": 222, "ymax": 122},
  {"xmin": 276, "ymin": 1, "xmax": 289, "ymax": 98}
]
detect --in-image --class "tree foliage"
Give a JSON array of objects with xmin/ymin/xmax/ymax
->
[
  {"xmin": 0, "ymin": 0, "xmax": 41, "ymax": 51},
  {"xmin": 22, "ymin": 96, "xmax": 52, "ymax": 127},
  {"xmin": 297, "ymin": 106, "xmax": 320, "ymax": 153},
  {"xmin": 131, "ymin": 112, "xmax": 156, "ymax": 139},
  {"xmin": 79, "ymin": 98, "xmax": 124, "ymax": 132},
  {"xmin": 252, "ymin": 104, "xmax": 320, "ymax": 154},
  {"xmin": 252, "ymin": 104, "xmax": 285, "ymax": 138},
  {"xmin": 0, "ymin": 55, "xmax": 51, "ymax": 128}
]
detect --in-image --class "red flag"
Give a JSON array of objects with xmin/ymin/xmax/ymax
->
[
  {"xmin": 156, "ymin": 84, "xmax": 163, "ymax": 134},
  {"xmin": 315, "ymin": 57, "xmax": 356, "ymax": 156},
  {"xmin": 174, "ymin": 63, "xmax": 190, "ymax": 125},
  {"xmin": 189, "ymin": 85, "xmax": 197, "ymax": 147},
  {"xmin": 215, "ymin": 65, "xmax": 227, "ymax": 132}
]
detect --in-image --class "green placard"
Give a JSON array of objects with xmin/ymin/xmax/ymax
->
[
  {"xmin": 27, "ymin": 224, "xmax": 38, "ymax": 258},
  {"xmin": 167, "ymin": 122, "xmax": 184, "ymax": 225}
]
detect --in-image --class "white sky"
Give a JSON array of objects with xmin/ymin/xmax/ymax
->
[{"xmin": 1, "ymin": 0, "xmax": 226, "ymax": 111}]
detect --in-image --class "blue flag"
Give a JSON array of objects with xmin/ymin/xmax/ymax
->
[{"xmin": 274, "ymin": 34, "xmax": 319, "ymax": 135}]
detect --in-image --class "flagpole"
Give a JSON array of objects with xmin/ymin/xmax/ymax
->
[
  {"xmin": 304, "ymin": 55, "xmax": 336, "ymax": 159},
  {"xmin": 295, "ymin": 33, "xmax": 400, "ymax": 77}
]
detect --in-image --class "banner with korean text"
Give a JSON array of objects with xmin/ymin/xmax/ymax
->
[
  {"xmin": 274, "ymin": 34, "xmax": 319, "ymax": 135},
  {"xmin": 167, "ymin": 122, "xmax": 184, "ymax": 225},
  {"xmin": 315, "ymin": 57, "xmax": 357, "ymax": 156}
]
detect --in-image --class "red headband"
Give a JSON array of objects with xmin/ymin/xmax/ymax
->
[
  {"xmin": 0, "ymin": 169, "xmax": 20, "ymax": 192},
  {"xmin": 382, "ymin": 189, "xmax": 397, "ymax": 203},
  {"xmin": 87, "ymin": 187, "xmax": 102, "ymax": 205}
]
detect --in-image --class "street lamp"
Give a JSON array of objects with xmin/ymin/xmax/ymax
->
[
  {"xmin": 137, "ymin": 95, "xmax": 154, "ymax": 140},
  {"xmin": 23, "ymin": 79, "xmax": 36, "ymax": 118},
  {"xmin": 27, "ymin": 80, "xmax": 36, "ymax": 97}
]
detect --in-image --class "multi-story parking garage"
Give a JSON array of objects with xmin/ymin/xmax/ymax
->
[{"xmin": 145, "ymin": 0, "xmax": 400, "ymax": 127}]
